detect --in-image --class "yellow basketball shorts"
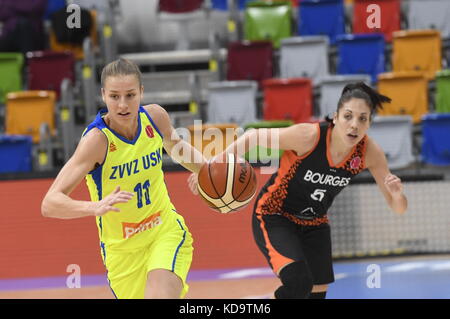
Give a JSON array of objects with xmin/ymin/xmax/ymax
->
[{"xmin": 100, "ymin": 211, "xmax": 194, "ymax": 299}]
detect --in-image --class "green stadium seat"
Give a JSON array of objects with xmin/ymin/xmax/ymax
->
[
  {"xmin": 0, "ymin": 53, "xmax": 24, "ymax": 104},
  {"xmin": 244, "ymin": 1, "xmax": 292, "ymax": 49},
  {"xmin": 243, "ymin": 120, "xmax": 293, "ymax": 164},
  {"xmin": 435, "ymin": 70, "xmax": 450, "ymax": 113}
]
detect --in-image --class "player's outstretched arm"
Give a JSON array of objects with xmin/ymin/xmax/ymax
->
[
  {"xmin": 143, "ymin": 104, "xmax": 207, "ymax": 174},
  {"xmin": 222, "ymin": 123, "xmax": 318, "ymax": 158},
  {"xmin": 41, "ymin": 129, "xmax": 134, "ymax": 219},
  {"xmin": 186, "ymin": 123, "xmax": 319, "ymax": 195},
  {"xmin": 366, "ymin": 137, "xmax": 407, "ymax": 214}
]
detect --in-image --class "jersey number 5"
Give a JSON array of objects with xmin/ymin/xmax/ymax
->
[
  {"xmin": 134, "ymin": 180, "xmax": 151, "ymax": 208},
  {"xmin": 311, "ymin": 189, "xmax": 326, "ymax": 202}
]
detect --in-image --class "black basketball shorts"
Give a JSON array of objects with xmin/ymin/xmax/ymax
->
[{"xmin": 252, "ymin": 212, "xmax": 335, "ymax": 285}]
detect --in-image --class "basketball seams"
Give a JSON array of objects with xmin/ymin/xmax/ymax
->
[
  {"xmin": 222, "ymin": 153, "xmax": 238, "ymax": 204},
  {"xmin": 233, "ymin": 160, "xmax": 256, "ymax": 202},
  {"xmin": 209, "ymin": 154, "xmax": 234, "ymax": 212},
  {"xmin": 198, "ymin": 153, "xmax": 257, "ymax": 214}
]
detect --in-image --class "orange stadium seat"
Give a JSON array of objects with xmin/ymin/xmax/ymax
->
[
  {"xmin": 5, "ymin": 91, "xmax": 57, "ymax": 143},
  {"xmin": 377, "ymin": 72, "xmax": 428, "ymax": 124},
  {"xmin": 392, "ymin": 30, "xmax": 442, "ymax": 80},
  {"xmin": 188, "ymin": 123, "xmax": 239, "ymax": 159}
]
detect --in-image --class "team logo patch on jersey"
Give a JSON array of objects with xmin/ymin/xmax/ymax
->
[
  {"xmin": 350, "ymin": 156, "xmax": 361, "ymax": 169},
  {"xmin": 122, "ymin": 212, "xmax": 162, "ymax": 239},
  {"xmin": 109, "ymin": 142, "xmax": 117, "ymax": 152},
  {"xmin": 146, "ymin": 125, "xmax": 154, "ymax": 138}
]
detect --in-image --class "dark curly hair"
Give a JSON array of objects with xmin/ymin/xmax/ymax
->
[{"xmin": 325, "ymin": 82, "xmax": 391, "ymax": 124}]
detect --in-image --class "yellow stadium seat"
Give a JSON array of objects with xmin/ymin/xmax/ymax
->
[
  {"xmin": 6, "ymin": 91, "xmax": 57, "ymax": 143},
  {"xmin": 392, "ymin": 30, "xmax": 442, "ymax": 80},
  {"xmin": 188, "ymin": 123, "xmax": 239, "ymax": 159},
  {"xmin": 377, "ymin": 71, "xmax": 428, "ymax": 124}
]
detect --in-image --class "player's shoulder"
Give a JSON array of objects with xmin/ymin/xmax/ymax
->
[
  {"xmin": 278, "ymin": 122, "xmax": 320, "ymax": 155},
  {"xmin": 82, "ymin": 126, "xmax": 107, "ymax": 144},
  {"xmin": 142, "ymin": 104, "xmax": 167, "ymax": 118},
  {"xmin": 79, "ymin": 127, "xmax": 108, "ymax": 155},
  {"xmin": 142, "ymin": 104, "xmax": 172, "ymax": 136},
  {"xmin": 289, "ymin": 122, "xmax": 320, "ymax": 143}
]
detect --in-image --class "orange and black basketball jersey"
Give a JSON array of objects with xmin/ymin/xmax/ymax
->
[{"xmin": 255, "ymin": 121, "xmax": 367, "ymax": 226}]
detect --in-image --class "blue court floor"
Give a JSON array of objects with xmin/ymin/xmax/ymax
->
[{"xmin": 328, "ymin": 256, "xmax": 450, "ymax": 299}]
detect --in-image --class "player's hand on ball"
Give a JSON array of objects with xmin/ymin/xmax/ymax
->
[
  {"xmin": 188, "ymin": 173, "xmax": 199, "ymax": 195},
  {"xmin": 384, "ymin": 174, "xmax": 403, "ymax": 197},
  {"xmin": 91, "ymin": 186, "xmax": 134, "ymax": 216}
]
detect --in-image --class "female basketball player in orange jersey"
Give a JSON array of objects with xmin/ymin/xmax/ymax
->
[
  {"xmin": 42, "ymin": 58, "xmax": 206, "ymax": 299},
  {"xmin": 188, "ymin": 82, "xmax": 407, "ymax": 299}
]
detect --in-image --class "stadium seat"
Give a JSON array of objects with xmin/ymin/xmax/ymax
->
[
  {"xmin": 188, "ymin": 123, "xmax": 239, "ymax": 159},
  {"xmin": 262, "ymin": 78, "xmax": 313, "ymax": 123},
  {"xmin": 159, "ymin": 0, "xmax": 203, "ymax": 13},
  {"xmin": 408, "ymin": 0, "xmax": 450, "ymax": 39},
  {"xmin": 207, "ymin": 81, "xmax": 258, "ymax": 126},
  {"xmin": 353, "ymin": 0, "xmax": 401, "ymax": 42},
  {"xmin": 5, "ymin": 91, "xmax": 56, "ymax": 143},
  {"xmin": 279, "ymin": 36, "xmax": 330, "ymax": 85},
  {"xmin": 367, "ymin": 115, "xmax": 414, "ymax": 169},
  {"xmin": 26, "ymin": 51, "xmax": 75, "ymax": 99},
  {"xmin": 336, "ymin": 33, "xmax": 385, "ymax": 83},
  {"xmin": 392, "ymin": 30, "xmax": 442, "ymax": 80},
  {"xmin": 158, "ymin": 0, "xmax": 206, "ymax": 50},
  {"xmin": 377, "ymin": 71, "xmax": 428, "ymax": 124},
  {"xmin": 421, "ymin": 113, "xmax": 450, "ymax": 165},
  {"xmin": 0, "ymin": 53, "xmax": 24, "ymax": 104},
  {"xmin": 298, "ymin": 0, "xmax": 346, "ymax": 45},
  {"xmin": 243, "ymin": 120, "xmax": 293, "ymax": 164},
  {"xmin": 212, "ymin": 0, "xmax": 299, "ymax": 11},
  {"xmin": 44, "ymin": 0, "xmax": 67, "ymax": 20},
  {"xmin": 226, "ymin": 41, "xmax": 273, "ymax": 87},
  {"xmin": 49, "ymin": 9, "xmax": 98, "ymax": 60},
  {"xmin": 435, "ymin": 70, "xmax": 450, "ymax": 113},
  {"xmin": 318, "ymin": 74, "xmax": 372, "ymax": 118},
  {"xmin": 0, "ymin": 135, "xmax": 33, "ymax": 173},
  {"xmin": 212, "ymin": 0, "xmax": 252, "ymax": 10},
  {"xmin": 244, "ymin": 1, "xmax": 292, "ymax": 49}
]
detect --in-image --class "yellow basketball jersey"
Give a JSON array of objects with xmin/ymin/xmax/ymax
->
[{"xmin": 83, "ymin": 106, "xmax": 176, "ymax": 251}]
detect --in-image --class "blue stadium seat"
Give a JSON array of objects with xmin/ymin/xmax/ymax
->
[
  {"xmin": 298, "ymin": 0, "xmax": 346, "ymax": 45},
  {"xmin": 212, "ymin": 0, "xmax": 252, "ymax": 10},
  {"xmin": 337, "ymin": 33, "xmax": 385, "ymax": 83},
  {"xmin": 44, "ymin": 0, "xmax": 67, "ymax": 20},
  {"xmin": 421, "ymin": 113, "xmax": 450, "ymax": 166},
  {"xmin": 0, "ymin": 135, "xmax": 33, "ymax": 173}
]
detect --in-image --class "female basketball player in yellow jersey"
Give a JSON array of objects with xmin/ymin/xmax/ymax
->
[{"xmin": 41, "ymin": 58, "xmax": 206, "ymax": 299}]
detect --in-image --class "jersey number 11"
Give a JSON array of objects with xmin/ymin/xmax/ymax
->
[{"xmin": 134, "ymin": 180, "xmax": 151, "ymax": 208}]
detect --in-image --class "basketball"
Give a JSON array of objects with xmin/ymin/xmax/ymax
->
[{"xmin": 197, "ymin": 153, "xmax": 257, "ymax": 213}]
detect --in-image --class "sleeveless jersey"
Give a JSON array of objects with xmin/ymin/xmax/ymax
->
[
  {"xmin": 255, "ymin": 121, "xmax": 367, "ymax": 226},
  {"xmin": 83, "ymin": 106, "xmax": 176, "ymax": 250}
]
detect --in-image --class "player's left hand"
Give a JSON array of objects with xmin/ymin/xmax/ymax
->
[{"xmin": 384, "ymin": 174, "xmax": 403, "ymax": 197}]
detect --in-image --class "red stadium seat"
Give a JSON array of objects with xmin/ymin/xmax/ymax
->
[
  {"xmin": 26, "ymin": 50, "xmax": 75, "ymax": 99},
  {"xmin": 227, "ymin": 41, "xmax": 273, "ymax": 87},
  {"xmin": 262, "ymin": 78, "xmax": 314, "ymax": 123},
  {"xmin": 353, "ymin": 0, "xmax": 401, "ymax": 42},
  {"xmin": 159, "ymin": 0, "xmax": 204, "ymax": 13}
]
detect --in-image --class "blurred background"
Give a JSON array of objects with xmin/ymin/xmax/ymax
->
[{"xmin": 0, "ymin": 0, "xmax": 449, "ymax": 299}]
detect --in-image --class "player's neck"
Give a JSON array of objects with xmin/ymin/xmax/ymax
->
[
  {"xmin": 329, "ymin": 127, "xmax": 353, "ymax": 157},
  {"xmin": 104, "ymin": 114, "xmax": 139, "ymax": 140}
]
